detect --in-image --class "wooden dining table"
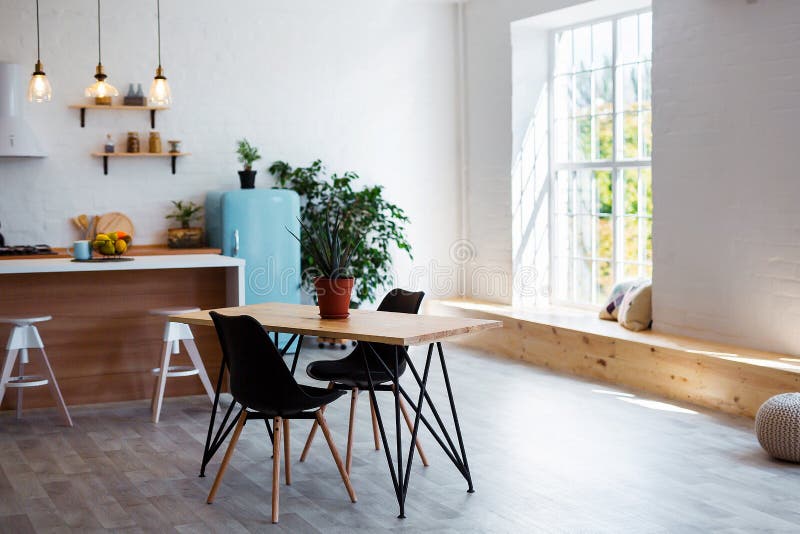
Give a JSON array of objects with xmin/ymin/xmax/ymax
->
[{"xmin": 169, "ymin": 302, "xmax": 502, "ymax": 518}]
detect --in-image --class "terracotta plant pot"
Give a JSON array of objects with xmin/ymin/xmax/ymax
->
[
  {"xmin": 314, "ymin": 277, "xmax": 354, "ymax": 319},
  {"xmin": 238, "ymin": 170, "xmax": 256, "ymax": 189},
  {"xmin": 167, "ymin": 227, "xmax": 204, "ymax": 249}
]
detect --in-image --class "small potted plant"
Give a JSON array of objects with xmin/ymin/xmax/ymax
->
[
  {"xmin": 287, "ymin": 211, "xmax": 361, "ymax": 319},
  {"xmin": 165, "ymin": 200, "xmax": 204, "ymax": 248},
  {"xmin": 236, "ymin": 138, "xmax": 261, "ymax": 189}
]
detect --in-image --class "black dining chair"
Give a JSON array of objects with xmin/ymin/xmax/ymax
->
[
  {"xmin": 206, "ymin": 312, "xmax": 356, "ymax": 524},
  {"xmin": 299, "ymin": 288, "xmax": 429, "ymax": 474}
]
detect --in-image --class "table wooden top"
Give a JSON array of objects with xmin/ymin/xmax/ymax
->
[{"xmin": 169, "ymin": 302, "xmax": 502, "ymax": 346}]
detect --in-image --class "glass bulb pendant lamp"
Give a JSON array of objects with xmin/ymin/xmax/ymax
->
[
  {"xmin": 148, "ymin": 0, "xmax": 171, "ymax": 105},
  {"xmin": 85, "ymin": 0, "xmax": 118, "ymax": 104},
  {"xmin": 27, "ymin": 0, "xmax": 52, "ymax": 102}
]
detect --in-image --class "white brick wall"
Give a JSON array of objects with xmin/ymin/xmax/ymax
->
[
  {"xmin": 652, "ymin": 0, "xmax": 800, "ymax": 353},
  {"xmin": 0, "ymin": 0, "xmax": 462, "ymax": 301}
]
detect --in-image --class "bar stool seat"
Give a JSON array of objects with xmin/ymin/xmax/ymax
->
[
  {"xmin": 150, "ymin": 306, "xmax": 215, "ymax": 423},
  {"xmin": 0, "ymin": 315, "xmax": 72, "ymax": 426}
]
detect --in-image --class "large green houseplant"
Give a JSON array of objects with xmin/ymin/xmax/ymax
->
[{"xmin": 269, "ymin": 160, "xmax": 412, "ymax": 307}]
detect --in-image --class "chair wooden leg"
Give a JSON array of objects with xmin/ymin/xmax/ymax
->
[
  {"xmin": 283, "ymin": 418, "xmax": 291, "ymax": 485},
  {"xmin": 316, "ymin": 411, "xmax": 357, "ymax": 503},
  {"xmin": 399, "ymin": 396, "xmax": 429, "ymax": 467},
  {"xmin": 369, "ymin": 393, "xmax": 381, "ymax": 451},
  {"xmin": 207, "ymin": 410, "xmax": 247, "ymax": 504},
  {"xmin": 38, "ymin": 348, "xmax": 73, "ymax": 427},
  {"xmin": 345, "ymin": 388, "xmax": 358, "ymax": 474},
  {"xmin": 299, "ymin": 382, "xmax": 333, "ymax": 462},
  {"xmin": 272, "ymin": 416, "xmax": 282, "ymax": 523},
  {"xmin": 183, "ymin": 338, "xmax": 216, "ymax": 405},
  {"xmin": 152, "ymin": 342, "xmax": 171, "ymax": 424},
  {"xmin": 0, "ymin": 349, "xmax": 18, "ymax": 408}
]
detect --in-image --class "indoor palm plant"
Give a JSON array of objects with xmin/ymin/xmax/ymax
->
[
  {"xmin": 270, "ymin": 160, "xmax": 412, "ymax": 307},
  {"xmin": 236, "ymin": 138, "xmax": 261, "ymax": 189},
  {"xmin": 165, "ymin": 200, "xmax": 204, "ymax": 248},
  {"xmin": 287, "ymin": 210, "xmax": 361, "ymax": 318}
]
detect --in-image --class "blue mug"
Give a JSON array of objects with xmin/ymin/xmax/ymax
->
[{"xmin": 69, "ymin": 240, "xmax": 92, "ymax": 261}]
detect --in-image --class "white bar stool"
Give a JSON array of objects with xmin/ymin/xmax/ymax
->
[
  {"xmin": 150, "ymin": 307, "xmax": 215, "ymax": 423},
  {"xmin": 0, "ymin": 316, "xmax": 72, "ymax": 426}
]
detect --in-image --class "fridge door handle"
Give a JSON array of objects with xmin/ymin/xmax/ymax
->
[{"xmin": 232, "ymin": 229, "xmax": 239, "ymax": 257}]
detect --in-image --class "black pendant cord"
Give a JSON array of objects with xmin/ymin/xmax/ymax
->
[
  {"xmin": 35, "ymin": 0, "xmax": 41, "ymax": 62},
  {"xmin": 156, "ymin": 0, "xmax": 162, "ymax": 68},
  {"xmin": 97, "ymin": 0, "xmax": 102, "ymax": 65}
]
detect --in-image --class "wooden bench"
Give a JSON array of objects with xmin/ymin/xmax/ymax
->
[{"xmin": 426, "ymin": 299, "xmax": 800, "ymax": 418}]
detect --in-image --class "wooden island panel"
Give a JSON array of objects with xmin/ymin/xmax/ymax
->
[{"xmin": 0, "ymin": 267, "xmax": 227, "ymax": 411}]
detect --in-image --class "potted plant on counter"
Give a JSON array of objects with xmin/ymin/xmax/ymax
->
[
  {"xmin": 236, "ymin": 138, "xmax": 261, "ymax": 189},
  {"xmin": 287, "ymin": 210, "xmax": 361, "ymax": 319},
  {"xmin": 165, "ymin": 200, "xmax": 204, "ymax": 248}
]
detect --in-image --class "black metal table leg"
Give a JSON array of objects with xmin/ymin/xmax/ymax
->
[
  {"xmin": 437, "ymin": 342, "xmax": 474, "ymax": 492},
  {"xmin": 393, "ymin": 347, "xmax": 405, "ymax": 518}
]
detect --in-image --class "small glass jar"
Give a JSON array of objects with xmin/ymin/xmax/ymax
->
[
  {"xmin": 126, "ymin": 132, "xmax": 140, "ymax": 153},
  {"xmin": 148, "ymin": 131, "xmax": 162, "ymax": 154}
]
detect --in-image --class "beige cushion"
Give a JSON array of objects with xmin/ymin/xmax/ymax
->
[{"xmin": 618, "ymin": 281, "xmax": 652, "ymax": 331}]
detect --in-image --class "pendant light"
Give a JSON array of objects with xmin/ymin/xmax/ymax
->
[
  {"xmin": 148, "ymin": 0, "xmax": 171, "ymax": 106},
  {"xmin": 84, "ymin": 0, "xmax": 118, "ymax": 103},
  {"xmin": 27, "ymin": 0, "xmax": 52, "ymax": 102}
]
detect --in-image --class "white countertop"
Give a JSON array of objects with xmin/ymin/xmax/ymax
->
[{"xmin": 0, "ymin": 254, "xmax": 245, "ymax": 274}]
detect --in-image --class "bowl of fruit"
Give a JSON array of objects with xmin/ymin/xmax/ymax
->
[{"xmin": 92, "ymin": 231, "xmax": 132, "ymax": 258}]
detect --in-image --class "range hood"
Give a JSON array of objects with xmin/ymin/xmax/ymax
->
[{"xmin": 0, "ymin": 62, "xmax": 45, "ymax": 158}]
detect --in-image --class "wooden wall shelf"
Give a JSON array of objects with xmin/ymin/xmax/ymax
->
[
  {"xmin": 68, "ymin": 104, "xmax": 169, "ymax": 128},
  {"xmin": 91, "ymin": 152, "xmax": 190, "ymax": 175}
]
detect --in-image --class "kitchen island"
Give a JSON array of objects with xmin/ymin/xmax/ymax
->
[{"xmin": 0, "ymin": 253, "xmax": 245, "ymax": 411}]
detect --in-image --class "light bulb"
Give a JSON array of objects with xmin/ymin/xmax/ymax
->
[
  {"xmin": 28, "ymin": 69, "xmax": 52, "ymax": 103},
  {"xmin": 85, "ymin": 79, "xmax": 119, "ymax": 98},
  {"xmin": 148, "ymin": 67, "xmax": 171, "ymax": 106}
]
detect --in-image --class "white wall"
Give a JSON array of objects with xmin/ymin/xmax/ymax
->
[
  {"xmin": 0, "ymin": 0, "xmax": 461, "ymax": 300},
  {"xmin": 652, "ymin": 0, "xmax": 800, "ymax": 353}
]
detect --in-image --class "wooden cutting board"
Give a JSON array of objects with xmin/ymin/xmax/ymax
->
[{"xmin": 95, "ymin": 212, "xmax": 135, "ymax": 236}]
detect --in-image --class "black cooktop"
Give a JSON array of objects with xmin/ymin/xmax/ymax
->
[{"xmin": 0, "ymin": 245, "xmax": 57, "ymax": 256}]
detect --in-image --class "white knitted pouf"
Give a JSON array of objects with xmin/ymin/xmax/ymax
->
[{"xmin": 755, "ymin": 393, "xmax": 800, "ymax": 463}]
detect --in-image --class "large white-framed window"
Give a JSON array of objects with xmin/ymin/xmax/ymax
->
[{"xmin": 550, "ymin": 9, "xmax": 652, "ymax": 307}]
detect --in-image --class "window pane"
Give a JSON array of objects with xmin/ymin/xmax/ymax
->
[
  {"xmin": 575, "ymin": 171, "xmax": 592, "ymax": 214},
  {"xmin": 641, "ymin": 62, "xmax": 652, "ymax": 109},
  {"xmin": 554, "ymin": 75, "xmax": 573, "ymax": 119},
  {"xmin": 554, "ymin": 170, "xmax": 570, "ymax": 214},
  {"xmin": 592, "ymin": 21, "xmax": 612, "ymax": 68},
  {"xmin": 621, "ymin": 112, "xmax": 639, "ymax": 159},
  {"xmin": 622, "ymin": 262, "xmax": 640, "ymax": 281},
  {"xmin": 593, "ymin": 68, "xmax": 613, "ymax": 114},
  {"xmin": 621, "ymin": 64, "xmax": 639, "ymax": 112},
  {"xmin": 639, "ymin": 12, "xmax": 652, "ymax": 61},
  {"xmin": 574, "ymin": 259, "xmax": 593, "ymax": 303},
  {"xmin": 640, "ymin": 168, "xmax": 652, "ymax": 216},
  {"xmin": 595, "ymin": 170, "xmax": 613, "ymax": 214},
  {"xmin": 554, "ymin": 119, "xmax": 571, "ymax": 162},
  {"xmin": 642, "ymin": 217, "xmax": 653, "ymax": 262},
  {"xmin": 623, "ymin": 168, "xmax": 639, "ymax": 214},
  {"xmin": 575, "ymin": 216, "xmax": 593, "ymax": 257},
  {"xmin": 575, "ymin": 72, "xmax": 591, "ymax": 116},
  {"xmin": 618, "ymin": 15, "xmax": 638, "ymax": 64},
  {"xmin": 597, "ymin": 260, "xmax": 613, "ymax": 304},
  {"xmin": 595, "ymin": 114, "xmax": 613, "ymax": 160},
  {"xmin": 641, "ymin": 110, "xmax": 652, "ymax": 158},
  {"xmin": 623, "ymin": 217, "xmax": 639, "ymax": 262},
  {"xmin": 554, "ymin": 215, "xmax": 572, "ymax": 257},
  {"xmin": 597, "ymin": 216, "xmax": 612, "ymax": 259},
  {"xmin": 576, "ymin": 116, "xmax": 592, "ymax": 161},
  {"xmin": 555, "ymin": 30, "xmax": 573, "ymax": 74},
  {"xmin": 574, "ymin": 26, "xmax": 591, "ymax": 71}
]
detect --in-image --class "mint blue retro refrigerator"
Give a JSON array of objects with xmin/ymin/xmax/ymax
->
[{"xmin": 206, "ymin": 189, "xmax": 301, "ymax": 349}]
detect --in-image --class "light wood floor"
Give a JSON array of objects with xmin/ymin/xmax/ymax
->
[{"xmin": 1, "ymin": 342, "xmax": 800, "ymax": 533}]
